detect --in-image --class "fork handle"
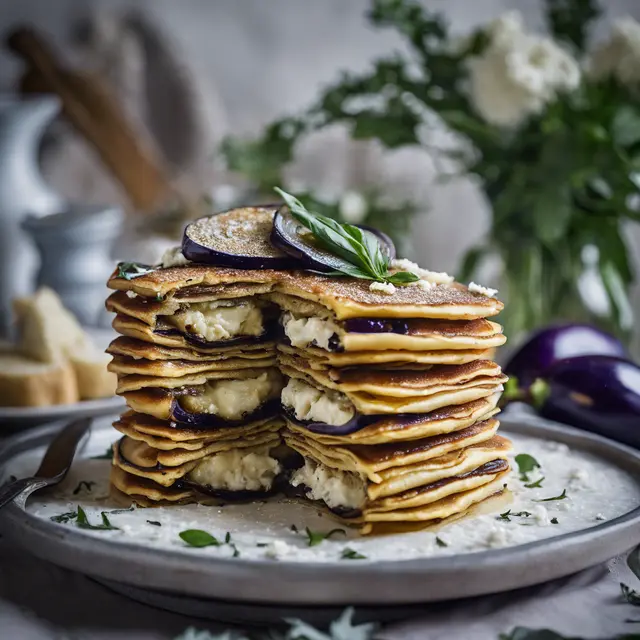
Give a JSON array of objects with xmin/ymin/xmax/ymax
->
[{"xmin": 0, "ymin": 478, "xmax": 46, "ymax": 510}]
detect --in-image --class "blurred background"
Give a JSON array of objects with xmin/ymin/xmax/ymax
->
[{"xmin": 1, "ymin": 0, "xmax": 640, "ymax": 352}]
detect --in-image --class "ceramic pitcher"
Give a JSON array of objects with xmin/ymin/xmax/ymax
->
[{"xmin": 0, "ymin": 95, "xmax": 64, "ymax": 336}]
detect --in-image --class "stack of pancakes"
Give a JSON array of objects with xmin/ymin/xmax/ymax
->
[{"xmin": 106, "ymin": 265, "xmax": 510, "ymax": 534}]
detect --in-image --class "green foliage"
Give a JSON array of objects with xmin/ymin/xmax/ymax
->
[{"xmin": 221, "ymin": 0, "xmax": 639, "ymax": 339}]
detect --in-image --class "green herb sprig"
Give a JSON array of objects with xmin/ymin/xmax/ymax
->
[
  {"xmin": 275, "ymin": 187, "xmax": 419, "ymax": 286},
  {"xmin": 435, "ymin": 536, "xmax": 448, "ymax": 548},
  {"xmin": 497, "ymin": 510, "xmax": 532, "ymax": 522},
  {"xmin": 525, "ymin": 477, "xmax": 545, "ymax": 489},
  {"xmin": 116, "ymin": 262, "xmax": 156, "ymax": 281},
  {"xmin": 76, "ymin": 506, "xmax": 119, "ymax": 531},
  {"xmin": 341, "ymin": 547, "xmax": 367, "ymax": 560},
  {"xmin": 305, "ymin": 527, "xmax": 347, "ymax": 547},
  {"xmin": 534, "ymin": 489, "xmax": 568, "ymax": 503}
]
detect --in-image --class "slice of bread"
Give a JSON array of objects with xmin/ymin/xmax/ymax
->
[
  {"xmin": 13, "ymin": 287, "xmax": 92, "ymax": 363},
  {"xmin": 70, "ymin": 349, "xmax": 117, "ymax": 400},
  {"xmin": 0, "ymin": 352, "xmax": 79, "ymax": 407}
]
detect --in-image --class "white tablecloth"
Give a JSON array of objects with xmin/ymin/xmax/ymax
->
[{"xmin": 1, "ymin": 538, "xmax": 638, "ymax": 640}]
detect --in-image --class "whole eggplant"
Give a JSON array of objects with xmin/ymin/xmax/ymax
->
[
  {"xmin": 535, "ymin": 355, "xmax": 640, "ymax": 448},
  {"xmin": 505, "ymin": 323, "xmax": 626, "ymax": 389}
]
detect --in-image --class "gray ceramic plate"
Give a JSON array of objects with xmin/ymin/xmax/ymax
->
[{"xmin": 1, "ymin": 412, "xmax": 639, "ymax": 607}]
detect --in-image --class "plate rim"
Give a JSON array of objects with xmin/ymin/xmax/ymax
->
[{"xmin": 1, "ymin": 412, "xmax": 640, "ymax": 605}]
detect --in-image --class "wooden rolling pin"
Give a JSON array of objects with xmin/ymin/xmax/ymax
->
[{"xmin": 7, "ymin": 27, "xmax": 174, "ymax": 213}]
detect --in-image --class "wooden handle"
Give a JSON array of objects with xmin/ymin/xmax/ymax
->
[{"xmin": 7, "ymin": 27, "xmax": 174, "ymax": 213}]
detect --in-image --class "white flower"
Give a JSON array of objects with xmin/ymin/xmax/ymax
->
[
  {"xmin": 369, "ymin": 281, "xmax": 396, "ymax": 295},
  {"xmin": 468, "ymin": 12, "xmax": 580, "ymax": 127},
  {"xmin": 588, "ymin": 17, "xmax": 640, "ymax": 86},
  {"xmin": 339, "ymin": 190, "xmax": 368, "ymax": 224}
]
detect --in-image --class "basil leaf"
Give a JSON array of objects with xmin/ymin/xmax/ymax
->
[
  {"xmin": 341, "ymin": 547, "xmax": 367, "ymax": 559},
  {"xmin": 534, "ymin": 489, "xmax": 567, "ymax": 502},
  {"xmin": 179, "ymin": 529, "xmax": 220, "ymax": 548},
  {"xmin": 305, "ymin": 527, "xmax": 346, "ymax": 547},
  {"xmin": 386, "ymin": 271, "xmax": 420, "ymax": 284},
  {"xmin": 116, "ymin": 262, "xmax": 155, "ymax": 281},
  {"xmin": 515, "ymin": 453, "xmax": 541, "ymax": 481}
]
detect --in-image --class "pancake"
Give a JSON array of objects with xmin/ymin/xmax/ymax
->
[
  {"xmin": 121, "ymin": 370, "xmax": 282, "ymax": 425},
  {"xmin": 108, "ymin": 265, "xmax": 502, "ymax": 320},
  {"xmin": 114, "ymin": 431, "xmax": 281, "ymax": 485},
  {"xmin": 108, "ymin": 354, "xmax": 277, "ymax": 377},
  {"xmin": 113, "ymin": 411, "xmax": 282, "ymax": 450},
  {"xmin": 110, "ymin": 465, "xmax": 194, "ymax": 503},
  {"xmin": 288, "ymin": 396, "xmax": 501, "ymax": 445},
  {"xmin": 277, "ymin": 343, "xmax": 492, "ymax": 367},
  {"xmin": 107, "ymin": 335, "xmax": 277, "ymax": 362},
  {"xmin": 285, "ymin": 418, "xmax": 499, "ymax": 479}
]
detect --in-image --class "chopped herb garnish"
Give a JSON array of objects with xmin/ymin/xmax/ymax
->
[
  {"xmin": 72, "ymin": 480, "xmax": 96, "ymax": 495},
  {"xmin": 230, "ymin": 544, "xmax": 240, "ymax": 558},
  {"xmin": 225, "ymin": 532, "xmax": 232, "ymax": 544},
  {"xmin": 147, "ymin": 520, "xmax": 162, "ymax": 527},
  {"xmin": 155, "ymin": 293, "xmax": 164, "ymax": 302},
  {"xmin": 256, "ymin": 542, "xmax": 269, "ymax": 547},
  {"xmin": 290, "ymin": 524, "xmax": 298, "ymax": 533},
  {"xmin": 534, "ymin": 489, "xmax": 567, "ymax": 502},
  {"xmin": 515, "ymin": 453, "xmax": 541, "ymax": 482},
  {"xmin": 551, "ymin": 517, "xmax": 559, "ymax": 524},
  {"xmin": 91, "ymin": 447, "xmax": 113, "ymax": 460},
  {"xmin": 116, "ymin": 262, "xmax": 155, "ymax": 280},
  {"xmin": 76, "ymin": 506, "xmax": 119, "ymax": 531},
  {"xmin": 435, "ymin": 536, "xmax": 448, "ymax": 548},
  {"xmin": 51, "ymin": 510, "xmax": 77, "ymax": 524},
  {"xmin": 275, "ymin": 187, "xmax": 419, "ymax": 287},
  {"xmin": 341, "ymin": 547, "xmax": 367, "ymax": 560},
  {"xmin": 497, "ymin": 510, "xmax": 531, "ymax": 522},
  {"xmin": 625, "ymin": 618, "xmax": 640, "ymax": 623},
  {"xmin": 179, "ymin": 529, "xmax": 220, "ymax": 548},
  {"xmin": 305, "ymin": 527, "xmax": 346, "ymax": 547},
  {"xmin": 621, "ymin": 582, "xmax": 640, "ymax": 606},
  {"xmin": 525, "ymin": 477, "xmax": 545, "ymax": 489},
  {"xmin": 106, "ymin": 506, "xmax": 135, "ymax": 515}
]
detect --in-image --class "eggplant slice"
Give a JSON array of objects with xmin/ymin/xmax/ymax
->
[
  {"xmin": 182, "ymin": 206, "xmax": 301, "ymax": 269},
  {"xmin": 271, "ymin": 207, "xmax": 396, "ymax": 273}
]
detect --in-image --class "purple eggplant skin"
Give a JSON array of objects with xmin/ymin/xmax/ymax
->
[
  {"xmin": 505, "ymin": 323, "xmax": 626, "ymax": 389},
  {"xmin": 538, "ymin": 355, "xmax": 640, "ymax": 448}
]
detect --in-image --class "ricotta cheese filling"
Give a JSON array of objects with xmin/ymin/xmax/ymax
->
[
  {"xmin": 161, "ymin": 246, "xmax": 191, "ymax": 268},
  {"xmin": 187, "ymin": 448, "xmax": 281, "ymax": 492},
  {"xmin": 168, "ymin": 299, "xmax": 264, "ymax": 342},
  {"xmin": 181, "ymin": 371, "xmax": 280, "ymax": 420},
  {"xmin": 290, "ymin": 458, "xmax": 366, "ymax": 510},
  {"xmin": 281, "ymin": 378, "xmax": 355, "ymax": 426},
  {"xmin": 281, "ymin": 312, "xmax": 341, "ymax": 350}
]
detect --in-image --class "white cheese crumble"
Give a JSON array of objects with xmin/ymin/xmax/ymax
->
[
  {"xmin": 468, "ymin": 281, "xmax": 499, "ymax": 298},
  {"xmin": 181, "ymin": 372, "xmax": 279, "ymax": 420},
  {"xmin": 282, "ymin": 312, "xmax": 341, "ymax": 351},
  {"xmin": 412, "ymin": 279, "xmax": 436, "ymax": 291},
  {"xmin": 161, "ymin": 246, "xmax": 191, "ymax": 268},
  {"xmin": 486, "ymin": 528, "xmax": 509, "ymax": 548},
  {"xmin": 169, "ymin": 300, "xmax": 263, "ymax": 342},
  {"xmin": 369, "ymin": 281, "xmax": 396, "ymax": 295},
  {"xmin": 290, "ymin": 459, "xmax": 366, "ymax": 510},
  {"xmin": 568, "ymin": 468, "xmax": 590, "ymax": 489},
  {"xmin": 264, "ymin": 539, "xmax": 298, "ymax": 560},
  {"xmin": 595, "ymin": 513, "xmax": 606, "ymax": 521},
  {"xmin": 390, "ymin": 259, "xmax": 454, "ymax": 284},
  {"xmin": 125, "ymin": 290, "xmax": 138, "ymax": 299},
  {"xmin": 531, "ymin": 505, "xmax": 551, "ymax": 527},
  {"xmin": 281, "ymin": 378, "xmax": 354, "ymax": 426},
  {"xmin": 187, "ymin": 448, "xmax": 281, "ymax": 492}
]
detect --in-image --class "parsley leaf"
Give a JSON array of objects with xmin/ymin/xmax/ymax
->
[
  {"xmin": 116, "ymin": 262, "xmax": 155, "ymax": 280},
  {"xmin": 534, "ymin": 489, "xmax": 568, "ymax": 502},
  {"xmin": 622, "ymin": 582, "xmax": 640, "ymax": 606},
  {"xmin": 72, "ymin": 480, "xmax": 96, "ymax": 495},
  {"xmin": 179, "ymin": 530, "xmax": 220, "ymax": 548},
  {"xmin": 435, "ymin": 536, "xmax": 448, "ymax": 548},
  {"xmin": 305, "ymin": 527, "xmax": 346, "ymax": 547},
  {"xmin": 76, "ymin": 506, "xmax": 119, "ymax": 531},
  {"xmin": 525, "ymin": 477, "xmax": 545, "ymax": 489},
  {"xmin": 515, "ymin": 453, "xmax": 541, "ymax": 482},
  {"xmin": 341, "ymin": 547, "xmax": 367, "ymax": 559}
]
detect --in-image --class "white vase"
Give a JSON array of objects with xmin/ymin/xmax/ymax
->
[{"xmin": 0, "ymin": 95, "xmax": 64, "ymax": 337}]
